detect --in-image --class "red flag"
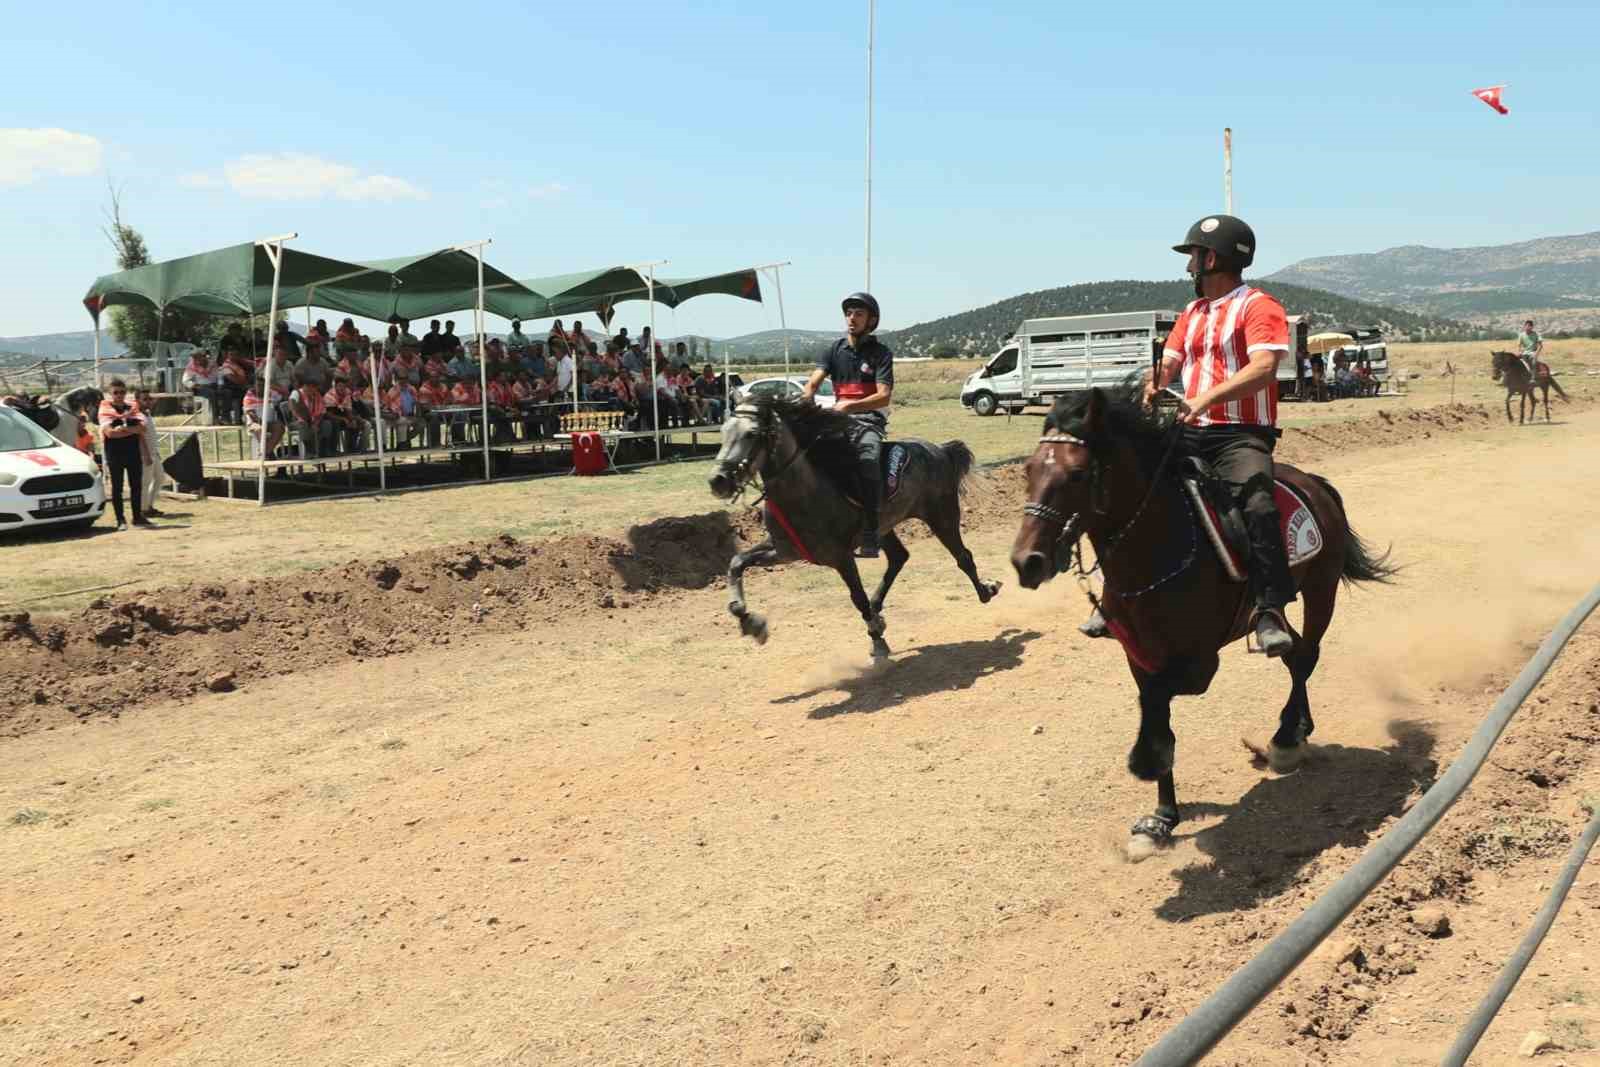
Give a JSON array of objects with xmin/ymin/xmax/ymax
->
[{"xmin": 1471, "ymin": 85, "xmax": 1509, "ymax": 115}]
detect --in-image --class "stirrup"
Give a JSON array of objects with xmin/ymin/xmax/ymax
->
[
  {"xmin": 1079, "ymin": 608, "xmax": 1111, "ymax": 639},
  {"xmin": 1249, "ymin": 608, "xmax": 1294, "ymax": 658}
]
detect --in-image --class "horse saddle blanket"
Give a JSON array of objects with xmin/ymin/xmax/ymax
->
[
  {"xmin": 842, "ymin": 442, "xmax": 912, "ymax": 507},
  {"xmin": 1180, "ymin": 471, "xmax": 1324, "ymax": 583}
]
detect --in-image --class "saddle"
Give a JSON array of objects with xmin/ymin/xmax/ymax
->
[{"xmin": 1176, "ymin": 457, "xmax": 1323, "ymax": 583}]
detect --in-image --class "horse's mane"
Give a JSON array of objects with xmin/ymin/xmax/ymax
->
[
  {"xmin": 1045, "ymin": 384, "xmax": 1171, "ymax": 467},
  {"xmin": 753, "ymin": 393, "xmax": 862, "ymax": 480}
]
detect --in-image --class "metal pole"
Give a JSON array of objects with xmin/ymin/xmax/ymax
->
[
  {"xmin": 256, "ymin": 237, "xmax": 292, "ymax": 506},
  {"xmin": 773, "ymin": 266, "xmax": 791, "ymax": 380},
  {"xmin": 1224, "ymin": 127, "xmax": 1233, "ymax": 214},
  {"xmin": 369, "ymin": 347, "xmax": 387, "ymax": 493},
  {"xmin": 865, "ymin": 0, "xmax": 874, "ymax": 289},
  {"xmin": 93, "ymin": 318, "xmax": 102, "ymax": 390},
  {"xmin": 649, "ymin": 265, "xmax": 661, "ymax": 462},
  {"xmin": 476, "ymin": 245, "xmax": 490, "ymax": 481}
]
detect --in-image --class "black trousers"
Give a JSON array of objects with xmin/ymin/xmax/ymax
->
[
  {"xmin": 849, "ymin": 415, "xmax": 885, "ymax": 528},
  {"xmin": 1181, "ymin": 424, "xmax": 1295, "ymax": 610},
  {"xmin": 105, "ymin": 437, "xmax": 143, "ymax": 525}
]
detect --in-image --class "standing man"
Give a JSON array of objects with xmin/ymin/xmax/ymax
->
[
  {"xmin": 802, "ymin": 292, "xmax": 893, "ymax": 558},
  {"xmin": 1084, "ymin": 215, "xmax": 1295, "ymax": 656},
  {"xmin": 133, "ymin": 387, "xmax": 164, "ymax": 517},
  {"xmin": 1517, "ymin": 318, "xmax": 1544, "ymax": 381}
]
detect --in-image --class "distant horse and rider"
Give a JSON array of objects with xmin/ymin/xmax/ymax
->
[
  {"xmin": 1490, "ymin": 350, "xmax": 1568, "ymax": 424},
  {"xmin": 707, "ymin": 392, "xmax": 1001, "ymax": 659}
]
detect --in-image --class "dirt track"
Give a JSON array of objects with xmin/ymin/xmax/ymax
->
[{"xmin": 2, "ymin": 401, "xmax": 1599, "ymax": 1066}]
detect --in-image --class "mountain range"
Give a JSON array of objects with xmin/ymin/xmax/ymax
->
[{"xmin": 1267, "ymin": 230, "xmax": 1600, "ymax": 331}]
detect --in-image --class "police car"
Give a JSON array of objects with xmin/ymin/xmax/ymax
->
[{"xmin": 0, "ymin": 404, "xmax": 106, "ymax": 533}]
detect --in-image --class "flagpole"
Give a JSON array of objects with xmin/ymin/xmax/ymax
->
[
  {"xmin": 1224, "ymin": 127, "xmax": 1233, "ymax": 214},
  {"xmin": 865, "ymin": 0, "xmax": 875, "ymax": 290}
]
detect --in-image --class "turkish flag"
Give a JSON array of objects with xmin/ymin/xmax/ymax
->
[{"xmin": 1471, "ymin": 85, "xmax": 1509, "ymax": 115}]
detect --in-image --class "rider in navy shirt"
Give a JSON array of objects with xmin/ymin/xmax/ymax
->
[{"xmin": 803, "ymin": 292, "xmax": 894, "ymax": 557}]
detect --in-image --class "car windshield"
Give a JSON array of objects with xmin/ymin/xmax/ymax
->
[{"xmin": 0, "ymin": 406, "xmax": 60, "ymax": 452}]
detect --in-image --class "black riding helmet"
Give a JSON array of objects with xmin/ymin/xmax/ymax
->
[
  {"xmin": 1173, "ymin": 214, "xmax": 1256, "ymax": 272},
  {"xmin": 841, "ymin": 291, "xmax": 880, "ymax": 332}
]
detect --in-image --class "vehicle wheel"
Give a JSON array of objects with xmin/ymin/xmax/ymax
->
[{"xmin": 972, "ymin": 392, "xmax": 998, "ymax": 417}]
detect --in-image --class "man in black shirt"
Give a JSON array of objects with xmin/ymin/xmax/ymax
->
[
  {"xmin": 421, "ymin": 320, "xmax": 445, "ymax": 358},
  {"xmin": 803, "ymin": 292, "xmax": 894, "ymax": 557}
]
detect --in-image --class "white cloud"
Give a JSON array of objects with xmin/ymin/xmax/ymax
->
[
  {"xmin": 0, "ymin": 128, "xmax": 103, "ymax": 187},
  {"xmin": 177, "ymin": 171, "xmax": 224, "ymax": 189},
  {"xmin": 526, "ymin": 182, "xmax": 568, "ymax": 199},
  {"xmin": 204, "ymin": 152, "xmax": 427, "ymax": 202}
]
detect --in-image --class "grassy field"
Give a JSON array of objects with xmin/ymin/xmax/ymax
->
[{"xmin": 4, "ymin": 341, "xmax": 1595, "ymax": 613}]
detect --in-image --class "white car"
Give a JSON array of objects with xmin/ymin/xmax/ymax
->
[
  {"xmin": 732, "ymin": 376, "xmax": 836, "ymax": 409},
  {"xmin": 0, "ymin": 405, "xmax": 106, "ymax": 533}
]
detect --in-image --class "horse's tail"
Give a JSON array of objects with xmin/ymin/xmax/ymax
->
[
  {"xmin": 939, "ymin": 439, "xmax": 976, "ymax": 495},
  {"xmin": 1550, "ymin": 375, "xmax": 1571, "ymax": 401},
  {"xmin": 1307, "ymin": 474, "xmax": 1400, "ymax": 587}
]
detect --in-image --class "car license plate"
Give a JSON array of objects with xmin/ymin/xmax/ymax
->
[{"xmin": 38, "ymin": 494, "xmax": 85, "ymax": 512}]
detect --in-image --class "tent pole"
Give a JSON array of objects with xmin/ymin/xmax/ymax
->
[
  {"xmin": 475, "ymin": 243, "xmax": 490, "ymax": 482},
  {"xmin": 93, "ymin": 316, "xmax": 102, "ymax": 390},
  {"xmin": 649, "ymin": 265, "xmax": 660, "ymax": 462},
  {"xmin": 773, "ymin": 265, "xmax": 791, "ymax": 380},
  {"xmin": 370, "ymin": 346, "xmax": 387, "ymax": 494},
  {"xmin": 256, "ymin": 237, "xmax": 292, "ymax": 506}
]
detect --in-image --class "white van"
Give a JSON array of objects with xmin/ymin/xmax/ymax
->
[{"xmin": 960, "ymin": 310, "xmax": 1179, "ymax": 416}]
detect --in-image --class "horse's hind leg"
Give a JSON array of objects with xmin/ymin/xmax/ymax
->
[
  {"xmin": 1126, "ymin": 667, "xmax": 1183, "ymax": 862},
  {"xmin": 728, "ymin": 540, "xmax": 782, "ymax": 644},
  {"xmin": 837, "ymin": 557, "xmax": 891, "ymax": 659},
  {"xmin": 927, "ymin": 508, "xmax": 1002, "ymax": 603},
  {"xmin": 868, "ymin": 531, "xmax": 909, "ymax": 616},
  {"xmin": 1267, "ymin": 571, "xmax": 1336, "ymax": 773}
]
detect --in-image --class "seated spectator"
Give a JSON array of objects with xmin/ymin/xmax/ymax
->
[
  {"xmin": 324, "ymin": 375, "xmax": 367, "ymax": 453},
  {"xmin": 1333, "ymin": 363, "xmax": 1357, "ymax": 399},
  {"xmin": 217, "ymin": 347, "xmax": 252, "ymax": 423},
  {"xmin": 310, "ymin": 319, "xmax": 330, "ymax": 344},
  {"xmin": 448, "ymin": 346, "xmax": 479, "ymax": 382},
  {"xmin": 487, "ymin": 370, "xmax": 518, "ymax": 442},
  {"xmin": 674, "ymin": 365, "xmax": 707, "ymax": 422},
  {"xmin": 274, "ymin": 320, "xmax": 305, "ymax": 359},
  {"xmin": 383, "ymin": 377, "xmax": 425, "ymax": 448},
  {"xmin": 288, "ymin": 380, "xmax": 336, "ymax": 457},
  {"xmin": 261, "ymin": 345, "xmax": 296, "ymax": 403},
  {"xmin": 612, "ymin": 370, "xmax": 640, "ymax": 424},
  {"xmin": 423, "ymin": 352, "xmax": 449, "ymax": 381},
  {"xmin": 294, "ymin": 343, "xmax": 332, "ymax": 391},
  {"xmin": 242, "ymin": 384, "xmax": 286, "ymax": 458},
  {"xmin": 621, "ymin": 342, "xmax": 644, "ymax": 377},
  {"xmin": 694, "ymin": 363, "xmax": 726, "ymax": 423},
  {"xmin": 393, "ymin": 342, "xmax": 425, "ymax": 386},
  {"xmin": 653, "ymin": 360, "xmax": 686, "ymax": 426},
  {"xmin": 417, "ymin": 370, "xmax": 453, "ymax": 446},
  {"xmin": 182, "ymin": 348, "xmax": 223, "ymax": 422},
  {"xmin": 336, "ymin": 349, "xmax": 371, "ymax": 390}
]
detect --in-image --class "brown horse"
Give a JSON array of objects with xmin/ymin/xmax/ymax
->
[
  {"xmin": 1490, "ymin": 350, "xmax": 1568, "ymax": 424},
  {"xmin": 1009, "ymin": 387, "xmax": 1395, "ymax": 859}
]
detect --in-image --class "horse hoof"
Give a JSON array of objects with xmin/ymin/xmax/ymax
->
[
  {"xmin": 870, "ymin": 638, "xmax": 891, "ymax": 661},
  {"xmin": 740, "ymin": 613, "xmax": 769, "ymax": 644},
  {"xmin": 1126, "ymin": 813, "xmax": 1176, "ymax": 862},
  {"xmin": 979, "ymin": 580, "xmax": 1003, "ymax": 603}
]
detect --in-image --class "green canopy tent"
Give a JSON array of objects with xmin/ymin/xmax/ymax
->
[{"xmin": 487, "ymin": 265, "xmax": 767, "ymax": 458}]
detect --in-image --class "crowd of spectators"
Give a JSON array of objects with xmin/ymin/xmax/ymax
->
[{"xmin": 180, "ymin": 314, "xmax": 729, "ymax": 460}]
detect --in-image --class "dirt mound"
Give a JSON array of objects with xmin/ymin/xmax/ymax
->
[
  {"xmin": 1279, "ymin": 402, "xmax": 1500, "ymax": 463},
  {"xmin": 0, "ymin": 511, "xmax": 759, "ymax": 737}
]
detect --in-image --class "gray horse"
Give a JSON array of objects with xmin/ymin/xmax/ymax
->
[{"xmin": 707, "ymin": 394, "xmax": 1001, "ymax": 658}]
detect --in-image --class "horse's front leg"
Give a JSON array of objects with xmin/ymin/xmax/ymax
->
[
  {"xmin": 728, "ymin": 540, "xmax": 782, "ymax": 644},
  {"xmin": 837, "ymin": 556, "xmax": 890, "ymax": 659},
  {"xmin": 1123, "ymin": 668, "xmax": 1180, "ymax": 861},
  {"xmin": 867, "ymin": 531, "xmax": 909, "ymax": 616}
]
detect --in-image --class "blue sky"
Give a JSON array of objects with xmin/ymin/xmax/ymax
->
[{"xmin": 4, "ymin": 0, "xmax": 1595, "ymax": 341}]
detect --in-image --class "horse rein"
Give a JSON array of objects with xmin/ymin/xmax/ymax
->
[{"xmin": 720, "ymin": 406, "xmax": 811, "ymax": 506}]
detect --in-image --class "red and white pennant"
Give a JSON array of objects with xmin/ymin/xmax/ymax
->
[{"xmin": 1471, "ymin": 85, "xmax": 1509, "ymax": 115}]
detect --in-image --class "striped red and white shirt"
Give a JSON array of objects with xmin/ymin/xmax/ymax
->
[{"xmin": 1162, "ymin": 284, "xmax": 1289, "ymax": 428}]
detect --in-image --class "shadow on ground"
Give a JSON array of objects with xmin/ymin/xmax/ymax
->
[
  {"xmin": 1153, "ymin": 718, "xmax": 1438, "ymax": 922},
  {"xmin": 772, "ymin": 627, "xmax": 1043, "ymax": 719}
]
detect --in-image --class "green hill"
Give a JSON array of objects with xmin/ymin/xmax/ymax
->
[{"xmin": 881, "ymin": 280, "xmax": 1477, "ymax": 359}]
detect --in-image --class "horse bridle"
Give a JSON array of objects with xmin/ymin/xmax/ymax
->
[
  {"xmin": 719, "ymin": 405, "xmax": 809, "ymax": 503},
  {"xmin": 1022, "ymin": 424, "xmax": 1184, "ymax": 590}
]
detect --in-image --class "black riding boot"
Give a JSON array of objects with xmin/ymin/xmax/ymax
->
[
  {"xmin": 1246, "ymin": 511, "xmax": 1296, "ymax": 657},
  {"xmin": 855, "ymin": 458, "xmax": 881, "ymax": 558}
]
